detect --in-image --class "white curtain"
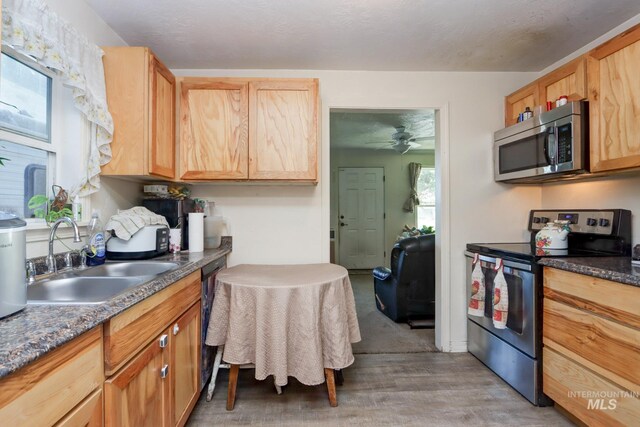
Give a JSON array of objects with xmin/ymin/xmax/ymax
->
[
  {"xmin": 2, "ymin": 0, "xmax": 113, "ymax": 196},
  {"xmin": 402, "ymin": 162, "xmax": 422, "ymax": 212}
]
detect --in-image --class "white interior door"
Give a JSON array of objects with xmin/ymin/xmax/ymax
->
[{"xmin": 338, "ymin": 167, "xmax": 385, "ymax": 269}]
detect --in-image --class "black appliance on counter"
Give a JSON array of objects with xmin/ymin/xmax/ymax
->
[
  {"xmin": 143, "ymin": 198, "xmax": 195, "ymax": 250},
  {"xmin": 465, "ymin": 209, "xmax": 631, "ymax": 406}
]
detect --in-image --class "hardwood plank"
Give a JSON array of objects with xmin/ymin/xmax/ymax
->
[
  {"xmin": 543, "ymin": 347, "xmax": 640, "ymax": 427},
  {"xmin": 543, "ymin": 298, "xmax": 640, "ymax": 387},
  {"xmin": 543, "ymin": 267, "xmax": 640, "ymax": 329},
  {"xmin": 0, "ymin": 327, "xmax": 103, "ymax": 426},
  {"xmin": 104, "ymin": 271, "xmax": 200, "ymax": 375}
]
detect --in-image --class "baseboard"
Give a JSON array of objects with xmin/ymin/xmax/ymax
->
[{"xmin": 448, "ymin": 341, "xmax": 468, "ymax": 353}]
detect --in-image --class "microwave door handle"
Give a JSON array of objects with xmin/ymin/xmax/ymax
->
[{"xmin": 544, "ymin": 127, "xmax": 558, "ymax": 166}]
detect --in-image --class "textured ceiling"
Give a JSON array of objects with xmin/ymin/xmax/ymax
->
[
  {"xmin": 85, "ymin": 0, "xmax": 640, "ymax": 71},
  {"xmin": 330, "ymin": 109, "xmax": 435, "ymax": 152}
]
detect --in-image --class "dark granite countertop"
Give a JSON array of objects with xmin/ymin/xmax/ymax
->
[
  {"xmin": 0, "ymin": 239, "xmax": 231, "ymax": 379},
  {"xmin": 539, "ymin": 257, "xmax": 640, "ymax": 288}
]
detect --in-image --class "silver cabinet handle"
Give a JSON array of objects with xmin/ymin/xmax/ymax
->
[
  {"xmin": 173, "ymin": 324, "xmax": 180, "ymax": 335},
  {"xmin": 159, "ymin": 334, "xmax": 168, "ymax": 348},
  {"xmin": 160, "ymin": 364, "xmax": 169, "ymax": 379}
]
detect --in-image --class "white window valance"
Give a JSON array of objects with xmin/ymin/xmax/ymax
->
[{"xmin": 2, "ymin": 0, "xmax": 113, "ymax": 196}]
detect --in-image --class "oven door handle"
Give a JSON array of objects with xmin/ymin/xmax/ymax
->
[{"xmin": 464, "ymin": 251, "xmax": 532, "ymax": 272}]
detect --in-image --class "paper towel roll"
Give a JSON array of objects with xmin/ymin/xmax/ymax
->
[{"xmin": 188, "ymin": 213, "xmax": 204, "ymax": 252}]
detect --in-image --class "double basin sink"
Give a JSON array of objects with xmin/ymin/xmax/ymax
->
[{"xmin": 27, "ymin": 261, "xmax": 184, "ymax": 305}]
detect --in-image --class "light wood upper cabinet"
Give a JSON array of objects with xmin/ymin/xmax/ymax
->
[
  {"xmin": 537, "ymin": 56, "xmax": 587, "ymax": 106},
  {"xmin": 102, "ymin": 47, "xmax": 176, "ymax": 178},
  {"xmin": 249, "ymin": 79, "xmax": 318, "ymax": 181},
  {"xmin": 180, "ymin": 79, "xmax": 249, "ymax": 179},
  {"xmin": 504, "ymin": 82, "xmax": 539, "ymax": 126},
  {"xmin": 179, "ymin": 77, "xmax": 318, "ymax": 182},
  {"xmin": 587, "ymin": 25, "xmax": 640, "ymax": 173}
]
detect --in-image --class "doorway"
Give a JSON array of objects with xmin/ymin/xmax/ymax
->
[{"xmin": 338, "ymin": 167, "xmax": 385, "ymax": 269}]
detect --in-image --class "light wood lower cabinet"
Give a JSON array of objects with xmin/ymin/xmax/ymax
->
[
  {"xmin": 0, "ymin": 327, "xmax": 104, "ymax": 426},
  {"xmin": 543, "ymin": 267, "xmax": 640, "ymax": 426},
  {"xmin": 104, "ymin": 271, "xmax": 202, "ymax": 426}
]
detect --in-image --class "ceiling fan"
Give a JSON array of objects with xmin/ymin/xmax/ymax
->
[{"xmin": 365, "ymin": 126, "xmax": 433, "ymax": 154}]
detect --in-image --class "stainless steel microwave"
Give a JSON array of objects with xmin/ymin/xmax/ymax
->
[{"xmin": 494, "ymin": 101, "xmax": 588, "ymax": 183}]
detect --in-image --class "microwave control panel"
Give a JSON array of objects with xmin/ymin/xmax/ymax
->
[
  {"xmin": 556, "ymin": 124, "xmax": 572, "ymax": 164},
  {"xmin": 529, "ymin": 210, "xmax": 614, "ymax": 235}
]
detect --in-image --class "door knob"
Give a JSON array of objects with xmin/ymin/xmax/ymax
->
[
  {"xmin": 173, "ymin": 323, "xmax": 180, "ymax": 335},
  {"xmin": 340, "ymin": 215, "xmax": 344, "ymax": 219},
  {"xmin": 340, "ymin": 222, "xmax": 348, "ymax": 226},
  {"xmin": 159, "ymin": 334, "xmax": 168, "ymax": 348},
  {"xmin": 160, "ymin": 364, "xmax": 169, "ymax": 379}
]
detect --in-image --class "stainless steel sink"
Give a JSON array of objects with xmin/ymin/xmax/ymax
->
[
  {"xmin": 75, "ymin": 261, "xmax": 182, "ymax": 277},
  {"xmin": 27, "ymin": 276, "xmax": 144, "ymax": 305},
  {"xmin": 27, "ymin": 260, "xmax": 185, "ymax": 305}
]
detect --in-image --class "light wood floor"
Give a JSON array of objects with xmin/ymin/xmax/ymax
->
[
  {"xmin": 187, "ymin": 352, "xmax": 571, "ymax": 426},
  {"xmin": 188, "ymin": 273, "xmax": 572, "ymax": 426}
]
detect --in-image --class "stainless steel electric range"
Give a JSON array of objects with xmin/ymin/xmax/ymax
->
[{"xmin": 465, "ymin": 209, "xmax": 632, "ymax": 406}]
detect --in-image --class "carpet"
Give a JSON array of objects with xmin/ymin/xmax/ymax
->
[{"xmin": 349, "ymin": 272, "xmax": 438, "ymax": 354}]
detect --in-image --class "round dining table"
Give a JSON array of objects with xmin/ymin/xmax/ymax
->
[{"xmin": 205, "ymin": 263, "xmax": 361, "ymax": 410}]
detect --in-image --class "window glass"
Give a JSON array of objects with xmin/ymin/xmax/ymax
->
[
  {"xmin": 416, "ymin": 168, "xmax": 436, "ymax": 229},
  {"xmin": 0, "ymin": 53, "xmax": 51, "ymax": 141},
  {"xmin": 0, "ymin": 140, "xmax": 48, "ymax": 218}
]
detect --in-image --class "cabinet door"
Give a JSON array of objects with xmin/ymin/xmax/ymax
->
[
  {"xmin": 249, "ymin": 79, "xmax": 318, "ymax": 181},
  {"xmin": 150, "ymin": 54, "xmax": 176, "ymax": 178},
  {"xmin": 504, "ymin": 82, "xmax": 539, "ymax": 126},
  {"xmin": 180, "ymin": 79, "xmax": 249, "ymax": 180},
  {"xmin": 101, "ymin": 47, "xmax": 148, "ymax": 175},
  {"xmin": 588, "ymin": 25, "xmax": 640, "ymax": 172},
  {"xmin": 172, "ymin": 302, "xmax": 201, "ymax": 427},
  {"xmin": 55, "ymin": 388, "xmax": 103, "ymax": 427},
  {"xmin": 537, "ymin": 56, "xmax": 587, "ymax": 105},
  {"xmin": 105, "ymin": 332, "xmax": 170, "ymax": 427}
]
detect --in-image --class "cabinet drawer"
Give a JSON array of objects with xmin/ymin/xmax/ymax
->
[
  {"xmin": 543, "ymin": 347, "xmax": 640, "ymax": 427},
  {"xmin": 543, "ymin": 267, "xmax": 640, "ymax": 329},
  {"xmin": 104, "ymin": 271, "xmax": 200, "ymax": 375},
  {"xmin": 0, "ymin": 327, "xmax": 103, "ymax": 426},
  {"xmin": 543, "ymin": 298, "xmax": 640, "ymax": 388},
  {"xmin": 55, "ymin": 388, "xmax": 103, "ymax": 427}
]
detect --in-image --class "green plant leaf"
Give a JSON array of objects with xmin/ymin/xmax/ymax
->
[
  {"xmin": 33, "ymin": 208, "xmax": 45, "ymax": 219},
  {"xmin": 28, "ymin": 194, "xmax": 49, "ymax": 209},
  {"xmin": 0, "ymin": 157, "xmax": 9, "ymax": 167}
]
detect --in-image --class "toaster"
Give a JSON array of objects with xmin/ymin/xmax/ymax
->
[{"xmin": 106, "ymin": 225, "xmax": 169, "ymax": 260}]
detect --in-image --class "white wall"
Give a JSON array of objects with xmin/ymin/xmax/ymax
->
[
  {"xmin": 173, "ymin": 68, "xmax": 541, "ymax": 351},
  {"xmin": 24, "ymin": 0, "xmax": 133, "ymax": 257},
  {"xmin": 330, "ymin": 148, "xmax": 435, "ymax": 265}
]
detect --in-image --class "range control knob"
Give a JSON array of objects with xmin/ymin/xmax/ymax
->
[
  {"xmin": 599, "ymin": 218, "xmax": 610, "ymax": 227},
  {"xmin": 532, "ymin": 217, "xmax": 541, "ymax": 224},
  {"xmin": 586, "ymin": 218, "xmax": 597, "ymax": 226},
  {"xmin": 540, "ymin": 217, "xmax": 549, "ymax": 224}
]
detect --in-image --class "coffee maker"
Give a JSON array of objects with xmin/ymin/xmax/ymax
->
[{"xmin": 143, "ymin": 198, "xmax": 195, "ymax": 250}]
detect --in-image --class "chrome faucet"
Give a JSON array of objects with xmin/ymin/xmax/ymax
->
[{"xmin": 47, "ymin": 217, "xmax": 82, "ymax": 273}]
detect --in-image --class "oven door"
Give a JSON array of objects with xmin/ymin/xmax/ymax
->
[{"xmin": 465, "ymin": 251, "xmax": 538, "ymax": 358}]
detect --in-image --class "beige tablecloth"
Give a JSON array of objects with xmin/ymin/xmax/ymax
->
[{"xmin": 205, "ymin": 263, "xmax": 361, "ymax": 386}]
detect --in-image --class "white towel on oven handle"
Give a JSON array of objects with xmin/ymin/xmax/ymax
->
[
  {"xmin": 467, "ymin": 253, "xmax": 485, "ymax": 317},
  {"xmin": 492, "ymin": 258, "xmax": 509, "ymax": 329}
]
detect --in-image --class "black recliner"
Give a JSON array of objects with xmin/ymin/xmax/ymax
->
[{"xmin": 373, "ymin": 234, "xmax": 435, "ymax": 322}]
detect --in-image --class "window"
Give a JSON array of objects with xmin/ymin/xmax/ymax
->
[
  {"xmin": 416, "ymin": 167, "xmax": 436, "ymax": 229},
  {"xmin": 0, "ymin": 50, "xmax": 55, "ymax": 219}
]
